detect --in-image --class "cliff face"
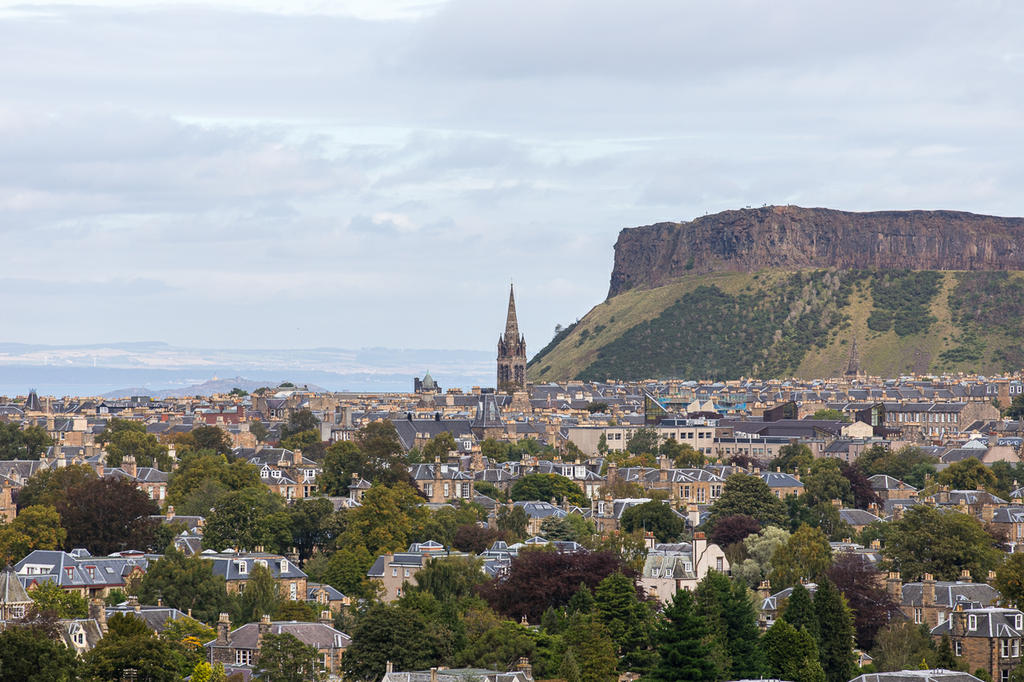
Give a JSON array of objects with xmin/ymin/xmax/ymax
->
[{"xmin": 609, "ymin": 206, "xmax": 1024, "ymax": 297}]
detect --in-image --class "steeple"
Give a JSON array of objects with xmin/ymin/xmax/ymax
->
[
  {"xmin": 845, "ymin": 337, "xmax": 861, "ymax": 377},
  {"xmin": 504, "ymin": 283, "xmax": 520, "ymax": 340}
]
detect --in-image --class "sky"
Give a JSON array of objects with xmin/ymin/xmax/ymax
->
[{"xmin": 2, "ymin": 0, "xmax": 1024, "ymax": 356}]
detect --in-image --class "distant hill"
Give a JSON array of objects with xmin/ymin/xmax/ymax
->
[
  {"xmin": 101, "ymin": 377, "xmax": 325, "ymax": 399},
  {"xmin": 528, "ymin": 207, "xmax": 1024, "ymax": 381}
]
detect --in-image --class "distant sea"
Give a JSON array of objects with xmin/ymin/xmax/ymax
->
[{"xmin": 0, "ymin": 342, "xmax": 493, "ymax": 397}]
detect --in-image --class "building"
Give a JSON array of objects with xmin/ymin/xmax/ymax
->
[
  {"xmin": 367, "ymin": 542, "xmax": 471, "ymax": 602},
  {"xmin": 381, "ymin": 663, "xmax": 534, "ymax": 682},
  {"xmin": 930, "ymin": 605, "xmax": 1024, "ymax": 682},
  {"xmin": 0, "ymin": 565, "xmax": 31, "ymax": 621},
  {"xmin": 849, "ymin": 670, "xmax": 987, "ymax": 682},
  {"xmin": 638, "ymin": 533, "xmax": 730, "ymax": 602},
  {"xmin": 202, "ymin": 551, "xmax": 308, "ymax": 599},
  {"xmin": 206, "ymin": 613, "xmax": 350, "ymax": 677},
  {"xmin": 497, "ymin": 284, "xmax": 527, "ymax": 392},
  {"xmin": 888, "ymin": 571, "xmax": 1001, "ymax": 629}
]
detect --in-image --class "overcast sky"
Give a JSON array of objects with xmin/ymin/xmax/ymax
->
[{"xmin": 2, "ymin": 0, "xmax": 1023, "ymax": 355}]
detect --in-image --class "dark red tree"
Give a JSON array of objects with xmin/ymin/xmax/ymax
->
[
  {"xmin": 827, "ymin": 551, "xmax": 899, "ymax": 650},
  {"xmin": 838, "ymin": 461, "xmax": 882, "ymax": 510},
  {"xmin": 708, "ymin": 514, "xmax": 761, "ymax": 548},
  {"xmin": 56, "ymin": 478, "xmax": 160, "ymax": 555},
  {"xmin": 479, "ymin": 550, "xmax": 632, "ymax": 622},
  {"xmin": 452, "ymin": 524, "xmax": 507, "ymax": 554}
]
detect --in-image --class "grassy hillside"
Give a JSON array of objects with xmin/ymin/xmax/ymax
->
[{"xmin": 527, "ymin": 269, "xmax": 1024, "ymax": 382}]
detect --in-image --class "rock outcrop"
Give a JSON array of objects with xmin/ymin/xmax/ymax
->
[{"xmin": 608, "ymin": 206, "xmax": 1024, "ymax": 297}]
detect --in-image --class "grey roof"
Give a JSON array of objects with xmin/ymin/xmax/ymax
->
[
  {"xmin": 900, "ymin": 581, "xmax": 1000, "ymax": 608},
  {"xmin": 202, "ymin": 553, "xmax": 307, "ymax": 581},
  {"xmin": 868, "ymin": 474, "xmax": 917, "ymax": 492},
  {"xmin": 382, "ymin": 670, "xmax": 532, "ymax": 682},
  {"xmin": 106, "ymin": 604, "xmax": 188, "ymax": 632},
  {"xmin": 0, "ymin": 565, "xmax": 31, "ymax": 605},
  {"xmin": 850, "ymin": 670, "xmax": 984, "ymax": 682},
  {"xmin": 840, "ymin": 509, "xmax": 882, "ymax": 526},
  {"xmin": 210, "ymin": 620, "xmax": 350, "ymax": 650},
  {"xmin": 930, "ymin": 607, "xmax": 1024, "ymax": 638}
]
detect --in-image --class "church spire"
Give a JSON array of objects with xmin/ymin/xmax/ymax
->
[{"xmin": 504, "ymin": 283, "xmax": 520, "ymax": 340}]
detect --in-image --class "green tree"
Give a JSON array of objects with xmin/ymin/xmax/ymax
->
[
  {"xmin": 423, "ymin": 432, "xmax": 457, "ymax": 461},
  {"xmin": 770, "ymin": 524, "xmax": 832, "ymax": 589},
  {"xmin": 871, "ymin": 622, "xmax": 940, "ymax": 672},
  {"xmin": 706, "ymin": 473, "xmax": 788, "ymax": 530},
  {"xmin": 0, "ymin": 624, "xmax": 80, "ymax": 682},
  {"xmin": 285, "ymin": 497, "xmax": 336, "ymax": 562},
  {"xmin": 280, "ymin": 409, "xmax": 320, "ymax": 441},
  {"xmin": 254, "ymin": 632, "xmax": 325, "ymax": 682},
  {"xmin": 0, "ymin": 423, "xmax": 52, "ymax": 460},
  {"xmin": 496, "ymin": 505, "xmax": 529, "ymax": 540},
  {"xmin": 563, "ymin": 613, "xmax": 619, "ymax": 682},
  {"xmin": 16, "ymin": 463, "xmax": 96, "ymax": 510},
  {"xmin": 201, "ymin": 486, "xmax": 291, "ymax": 553},
  {"xmin": 809, "ymin": 409, "xmax": 850, "ymax": 422},
  {"xmin": 539, "ymin": 514, "xmax": 595, "ymax": 543},
  {"xmin": 456, "ymin": 619, "xmax": 538, "ymax": 672},
  {"xmin": 619, "ymin": 500, "xmax": 686, "ymax": 543},
  {"xmin": 879, "ymin": 505, "xmax": 1001, "ymax": 580},
  {"xmin": 510, "ymin": 473, "xmax": 588, "ymax": 505},
  {"xmin": 996, "ymin": 553, "xmax": 1024, "ymax": 609},
  {"xmin": 626, "ymin": 428, "xmax": 661, "ymax": 456},
  {"xmin": 137, "ymin": 546, "xmax": 230, "ymax": 624},
  {"xmin": 334, "ymin": 483, "xmax": 429, "ymax": 555},
  {"xmin": 250, "ymin": 421, "xmax": 270, "ymax": 443},
  {"xmin": 594, "ymin": 571, "xmax": 651, "ymax": 669},
  {"xmin": 412, "ymin": 556, "xmax": 487, "ymax": 603},
  {"xmin": 166, "ymin": 452, "xmax": 262, "ymax": 516},
  {"xmin": 160, "ymin": 616, "xmax": 217, "ymax": 671},
  {"xmin": 342, "ymin": 602, "xmax": 445, "ymax": 681},
  {"xmin": 315, "ymin": 544, "xmax": 378, "ymax": 600},
  {"xmin": 937, "ymin": 458, "xmax": 998, "ymax": 491},
  {"xmin": 814, "ymin": 578, "xmax": 856, "ymax": 682},
  {"xmin": 1006, "ymin": 395, "xmax": 1024, "ymax": 420},
  {"xmin": 856, "ymin": 445, "xmax": 937, "ymax": 489},
  {"xmin": 733, "ymin": 526, "xmax": 792, "ymax": 587},
  {"xmin": 772, "ymin": 443, "xmax": 814, "ymax": 473},
  {"xmin": 231, "ymin": 563, "xmax": 282, "ymax": 624},
  {"xmin": 648, "ymin": 588, "xmax": 719, "ymax": 682},
  {"xmin": 172, "ymin": 425, "xmax": 234, "ymax": 456},
  {"xmin": 28, "ymin": 580, "xmax": 88, "ymax": 617},
  {"xmin": 568, "ymin": 583, "xmax": 596, "ymax": 615},
  {"xmin": 100, "ymin": 418, "xmax": 170, "ymax": 469},
  {"xmin": 762, "ymin": 619, "xmax": 825, "ymax": 682},
  {"xmin": 782, "ymin": 583, "xmax": 818, "ymax": 639},
  {"xmin": 659, "ymin": 439, "xmax": 705, "ymax": 468},
  {"xmin": 0, "ymin": 504, "xmax": 66, "ymax": 564},
  {"xmin": 81, "ymin": 616, "xmax": 181, "ymax": 682},
  {"xmin": 802, "ymin": 458, "xmax": 854, "ymax": 507}
]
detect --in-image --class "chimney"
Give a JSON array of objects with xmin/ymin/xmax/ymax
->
[
  {"xmin": 922, "ymin": 573, "xmax": 935, "ymax": 606},
  {"xmin": 960, "ymin": 569, "xmax": 972, "ymax": 581},
  {"xmin": 693, "ymin": 531, "xmax": 707, "ymax": 562},
  {"xmin": 128, "ymin": 595, "xmax": 141, "ymax": 613},
  {"xmin": 887, "ymin": 571, "xmax": 903, "ymax": 601},
  {"xmin": 386, "ymin": 661, "xmax": 394, "ymax": 675},
  {"xmin": 257, "ymin": 613, "xmax": 272, "ymax": 648},
  {"xmin": 757, "ymin": 580, "xmax": 772, "ymax": 601},
  {"xmin": 319, "ymin": 610, "xmax": 332, "ymax": 626},
  {"xmin": 123, "ymin": 455, "xmax": 137, "ymax": 478},
  {"xmin": 430, "ymin": 668, "xmax": 438, "ymax": 682},
  {"xmin": 293, "ymin": 449, "xmax": 302, "ymax": 466},
  {"xmin": 216, "ymin": 613, "xmax": 231, "ymax": 644},
  {"xmin": 870, "ymin": 539, "xmax": 881, "ymax": 550},
  {"xmin": 988, "ymin": 570, "xmax": 997, "ymax": 582},
  {"xmin": 166, "ymin": 505, "xmax": 175, "ymax": 521},
  {"xmin": 89, "ymin": 598, "xmax": 107, "ymax": 634},
  {"xmin": 515, "ymin": 657, "xmax": 533, "ymax": 679}
]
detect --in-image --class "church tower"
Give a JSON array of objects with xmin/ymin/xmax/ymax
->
[{"xmin": 497, "ymin": 284, "xmax": 527, "ymax": 392}]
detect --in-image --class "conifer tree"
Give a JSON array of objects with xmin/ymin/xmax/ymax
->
[
  {"xmin": 695, "ymin": 570, "xmax": 733, "ymax": 675},
  {"xmin": 813, "ymin": 578, "xmax": 856, "ymax": 682},
  {"xmin": 725, "ymin": 578, "xmax": 765, "ymax": 678},
  {"xmin": 648, "ymin": 589, "xmax": 719, "ymax": 682},
  {"xmin": 594, "ymin": 571, "xmax": 651, "ymax": 670},
  {"xmin": 563, "ymin": 613, "xmax": 618, "ymax": 682},
  {"xmin": 783, "ymin": 583, "xmax": 819, "ymax": 642},
  {"xmin": 762, "ymin": 619, "xmax": 825, "ymax": 682},
  {"xmin": 567, "ymin": 583, "xmax": 596, "ymax": 614}
]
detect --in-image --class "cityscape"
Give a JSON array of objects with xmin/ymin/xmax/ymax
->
[{"xmin": 3, "ymin": 1, "xmax": 1024, "ymax": 682}]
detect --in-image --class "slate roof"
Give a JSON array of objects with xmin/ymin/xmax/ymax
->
[
  {"xmin": 382, "ymin": 670, "xmax": 532, "ymax": 682},
  {"xmin": 900, "ymin": 582, "xmax": 1000, "ymax": 608},
  {"xmin": 0, "ymin": 565, "xmax": 30, "ymax": 605},
  {"xmin": 212, "ymin": 621, "xmax": 350, "ymax": 650},
  {"xmin": 840, "ymin": 509, "xmax": 882, "ymax": 526},
  {"xmin": 106, "ymin": 604, "xmax": 188, "ymax": 632},
  {"xmin": 930, "ymin": 607, "xmax": 1024, "ymax": 638},
  {"xmin": 850, "ymin": 669, "xmax": 984, "ymax": 682}
]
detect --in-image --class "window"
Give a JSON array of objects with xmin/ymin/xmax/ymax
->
[
  {"xmin": 392, "ymin": 567, "xmax": 398, "ymax": 577},
  {"xmin": 236, "ymin": 650, "xmax": 252, "ymax": 666},
  {"xmin": 280, "ymin": 559, "xmax": 289, "ymax": 573},
  {"xmin": 424, "ymin": 484, "xmax": 433, "ymax": 497},
  {"xmin": 1016, "ymin": 614, "xmax": 1023, "ymax": 631},
  {"xmin": 11, "ymin": 605, "xmax": 24, "ymax": 619},
  {"xmin": 238, "ymin": 561, "xmax": 248, "ymax": 574},
  {"xmin": 290, "ymin": 582, "xmax": 298, "ymax": 600},
  {"xmin": 73, "ymin": 630, "xmax": 85, "ymax": 646},
  {"xmin": 1002, "ymin": 670, "xmax": 1010, "ymax": 682},
  {"xmin": 914, "ymin": 608, "xmax": 923, "ymax": 624},
  {"xmin": 651, "ymin": 568, "xmax": 659, "ymax": 578},
  {"xmin": 404, "ymin": 569, "xmax": 410, "ymax": 578},
  {"xmin": 1014, "ymin": 639, "xmax": 1021, "ymax": 657},
  {"xmin": 443, "ymin": 483, "xmax": 450, "ymax": 497},
  {"xmin": 955, "ymin": 641, "xmax": 963, "ymax": 656},
  {"xmin": 716, "ymin": 557, "xmax": 724, "ymax": 571},
  {"xmin": 969, "ymin": 614, "xmax": 978, "ymax": 631},
  {"xmin": 1002, "ymin": 639, "xmax": 1012, "ymax": 658}
]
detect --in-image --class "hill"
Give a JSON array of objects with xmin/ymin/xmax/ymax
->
[{"xmin": 528, "ymin": 207, "xmax": 1024, "ymax": 381}]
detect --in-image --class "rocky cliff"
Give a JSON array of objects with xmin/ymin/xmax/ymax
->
[{"xmin": 608, "ymin": 206, "xmax": 1024, "ymax": 297}]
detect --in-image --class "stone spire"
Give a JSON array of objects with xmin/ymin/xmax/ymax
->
[
  {"xmin": 845, "ymin": 337, "xmax": 861, "ymax": 377},
  {"xmin": 504, "ymin": 283, "xmax": 520, "ymax": 341}
]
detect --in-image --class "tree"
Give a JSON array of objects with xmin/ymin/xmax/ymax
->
[
  {"xmin": 731, "ymin": 526, "xmax": 791, "ymax": 587},
  {"xmin": 937, "ymin": 457, "xmax": 998, "ymax": 492},
  {"xmin": 453, "ymin": 524, "xmax": 505, "ymax": 553},
  {"xmin": 0, "ymin": 504, "xmax": 66, "ymax": 564},
  {"xmin": 802, "ymin": 458, "xmax": 853, "ymax": 507},
  {"xmin": 838, "ymin": 460, "xmax": 882, "ymax": 509},
  {"xmin": 813, "ymin": 578, "xmax": 856, "ymax": 682},
  {"xmin": 1006, "ymin": 394, "xmax": 1024, "ymax": 420},
  {"xmin": 455, "ymin": 618, "xmax": 537, "ymax": 672},
  {"xmin": 809, "ymin": 409, "xmax": 850, "ymax": 422},
  {"xmin": 81, "ymin": 616, "xmax": 181, "ymax": 682},
  {"xmin": 626, "ymin": 427, "xmax": 661, "ymax": 456},
  {"xmin": 659, "ymin": 439, "xmax": 705, "ymax": 468},
  {"xmin": 879, "ymin": 505, "xmax": 1002, "ymax": 580},
  {"xmin": 828, "ymin": 552, "xmax": 899, "ymax": 650},
  {"xmin": 279, "ymin": 409, "xmax": 320, "ymax": 441},
  {"xmin": 510, "ymin": 473, "xmax": 587, "ymax": 505},
  {"xmin": 232, "ymin": 563, "xmax": 282, "ymax": 624},
  {"xmin": 872, "ymin": 622, "xmax": 939, "ymax": 672},
  {"xmin": 563, "ymin": 614, "xmax": 619, "ymax": 681},
  {"xmin": 783, "ymin": 583, "xmax": 818, "ymax": 640},
  {"xmin": 696, "ymin": 571, "xmax": 762, "ymax": 678},
  {"xmin": 173, "ymin": 425, "xmax": 233, "ymax": 456},
  {"xmin": 99, "ymin": 418, "xmax": 170, "ymax": 469},
  {"xmin": 856, "ymin": 445, "xmax": 937, "ymax": 489},
  {"xmin": 254, "ymin": 632, "xmax": 324, "ymax": 682},
  {"xmin": 0, "ymin": 423, "xmax": 52, "ymax": 460},
  {"xmin": 648, "ymin": 588, "xmax": 719, "ymax": 682},
  {"xmin": 762, "ymin": 619, "xmax": 825, "ymax": 682},
  {"xmin": 594, "ymin": 571, "xmax": 651, "ymax": 669},
  {"xmin": 496, "ymin": 505, "xmax": 529, "ymax": 541},
  {"xmin": 28, "ymin": 580, "xmax": 88, "ymax": 618},
  {"xmin": 159, "ymin": 616, "xmax": 218, "ymax": 672},
  {"xmin": 285, "ymin": 496, "xmax": 336, "ymax": 562},
  {"xmin": 342, "ymin": 602, "xmax": 445, "ymax": 681},
  {"xmin": 709, "ymin": 514, "xmax": 760, "ymax": 548},
  {"xmin": 480, "ymin": 550, "xmax": 631, "ymax": 623},
  {"xmin": 16, "ymin": 463, "xmax": 96, "ymax": 510},
  {"xmin": 772, "ymin": 443, "xmax": 814, "ymax": 474},
  {"xmin": 0, "ymin": 624, "xmax": 80, "ymax": 681},
  {"xmin": 250, "ymin": 419, "xmax": 270, "ymax": 443},
  {"xmin": 56, "ymin": 477, "xmax": 160, "ymax": 554},
  {"xmin": 619, "ymin": 501, "xmax": 685, "ymax": 542},
  {"xmin": 333, "ymin": 483, "xmax": 429, "ymax": 555},
  {"xmin": 412, "ymin": 556, "xmax": 488, "ymax": 603},
  {"xmin": 995, "ymin": 553, "xmax": 1024, "ymax": 609},
  {"xmin": 281, "ymin": 429, "xmax": 325, "ymax": 460},
  {"xmin": 315, "ymin": 544, "xmax": 377, "ymax": 601},
  {"xmin": 770, "ymin": 524, "xmax": 832, "ymax": 588},
  {"xmin": 201, "ymin": 486, "xmax": 291, "ymax": 553},
  {"xmin": 423, "ymin": 432, "xmax": 457, "ymax": 461},
  {"xmin": 705, "ymin": 473, "xmax": 788, "ymax": 530},
  {"xmin": 165, "ymin": 452, "xmax": 261, "ymax": 516},
  {"xmin": 137, "ymin": 546, "xmax": 230, "ymax": 624}
]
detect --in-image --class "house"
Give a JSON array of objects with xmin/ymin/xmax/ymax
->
[
  {"xmin": 758, "ymin": 582, "xmax": 818, "ymax": 630},
  {"xmin": 409, "ymin": 460, "xmax": 475, "ymax": 504},
  {"xmin": 638, "ymin": 533, "xmax": 729, "ymax": 602},
  {"xmin": 202, "ymin": 551, "xmax": 308, "ymax": 600},
  {"xmin": 380, "ymin": 662, "xmax": 534, "ymax": 682},
  {"xmin": 870, "ymin": 474, "xmax": 920, "ymax": 500},
  {"xmin": 367, "ymin": 543, "xmax": 472, "ymax": 602},
  {"xmin": 106, "ymin": 596, "xmax": 189, "ymax": 632},
  {"xmin": 930, "ymin": 605, "xmax": 1024, "ymax": 682},
  {"xmin": 15, "ymin": 549, "xmax": 149, "ymax": 599},
  {"xmin": 0, "ymin": 564, "xmax": 31, "ymax": 621},
  {"xmin": 887, "ymin": 571, "xmax": 1001, "ymax": 629},
  {"xmin": 307, "ymin": 583, "xmax": 350, "ymax": 614},
  {"xmin": 759, "ymin": 471, "xmax": 804, "ymax": 498},
  {"xmin": 849, "ymin": 670, "xmax": 987, "ymax": 682},
  {"xmin": 206, "ymin": 613, "xmax": 350, "ymax": 677}
]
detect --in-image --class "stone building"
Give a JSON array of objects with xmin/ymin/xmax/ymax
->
[
  {"xmin": 931, "ymin": 605, "xmax": 1024, "ymax": 682},
  {"xmin": 206, "ymin": 613, "xmax": 350, "ymax": 676},
  {"xmin": 497, "ymin": 284, "xmax": 527, "ymax": 392}
]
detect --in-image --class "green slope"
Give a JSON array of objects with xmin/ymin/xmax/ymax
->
[{"xmin": 527, "ymin": 270, "xmax": 1024, "ymax": 381}]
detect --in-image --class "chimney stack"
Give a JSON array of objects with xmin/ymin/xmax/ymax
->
[
  {"xmin": 216, "ymin": 613, "xmax": 231, "ymax": 644},
  {"xmin": 89, "ymin": 598, "xmax": 107, "ymax": 634}
]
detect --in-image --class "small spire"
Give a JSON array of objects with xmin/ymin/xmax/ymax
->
[{"xmin": 505, "ymin": 283, "xmax": 520, "ymax": 339}]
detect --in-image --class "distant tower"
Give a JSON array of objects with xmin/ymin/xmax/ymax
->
[
  {"xmin": 845, "ymin": 337, "xmax": 862, "ymax": 378},
  {"xmin": 497, "ymin": 284, "xmax": 527, "ymax": 392}
]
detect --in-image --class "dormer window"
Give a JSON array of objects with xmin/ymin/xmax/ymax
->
[
  {"xmin": 237, "ymin": 560, "xmax": 248, "ymax": 574},
  {"xmin": 271, "ymin": 470, "xmax": 281, "ymax": 478},
  {"xmin": 73, "ymin": 630, "xmax": 85, "ymax": 646},
  {"xmin": 969, "ymin": 614, "xmax": 978, "ymax": 631},
  {"xmin": 280, "ymin": 559, "xmax": 289, "ymax": 573}
]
